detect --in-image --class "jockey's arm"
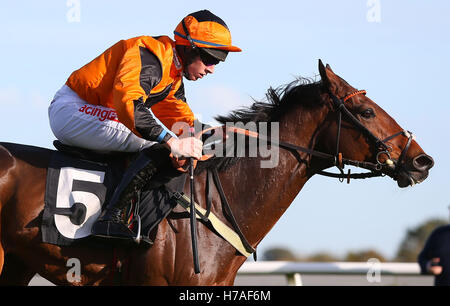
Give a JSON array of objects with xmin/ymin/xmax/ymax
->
[
  {"xmin": 112, "ymin": 45, "xmax": 172, "ymax": 142},
  {"xmin": 112, "ymin": 45, "xmax": 202, "ymax": 159}
]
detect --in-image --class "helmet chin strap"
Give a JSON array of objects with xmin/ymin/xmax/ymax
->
[
  {"xmin": 182, "ymin": 18, "xmax": 197, "ymax": 50},
  {"xmin": 179, "ymin": 18, "xmax": 202, "ymax": 77}
]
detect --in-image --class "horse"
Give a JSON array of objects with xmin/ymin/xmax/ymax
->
[{"xmin": 0, "ymin": 60, "xmax": 434, "ymax": 285}]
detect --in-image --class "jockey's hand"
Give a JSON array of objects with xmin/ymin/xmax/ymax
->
[{"xmin": 167, "ymin": 136, "xmax": 203, "ymax": 160}]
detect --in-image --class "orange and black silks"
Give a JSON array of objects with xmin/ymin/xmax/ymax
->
[
  {"xmin": 66, "ymin": 10, "xmax": 241, "ymax": 144},
  {"xmin": 66, "ymin": 35, "xmax": 193, "ymax": 143}
]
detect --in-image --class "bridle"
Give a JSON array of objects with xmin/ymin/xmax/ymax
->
[
  {"xmin": 225, "ymin": 89, "xmax": 415, "ymax": 183},
  {"xmin": 317, "ymin": 89, "xmax": 415, "ymax": 182}
]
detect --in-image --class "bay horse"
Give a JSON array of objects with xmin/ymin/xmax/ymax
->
[{"xmin": 0, "ymin": 60, "xmax": 433, "ymax": 285}]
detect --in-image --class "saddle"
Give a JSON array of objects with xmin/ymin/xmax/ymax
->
[{"xmin": 53, "ymin": 140, "xmax": 132, "ymax": 164}]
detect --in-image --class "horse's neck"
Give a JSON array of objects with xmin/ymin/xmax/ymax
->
[{"xmin": 220, "ymin": 104, "xmax": 329, "ymax": 249}]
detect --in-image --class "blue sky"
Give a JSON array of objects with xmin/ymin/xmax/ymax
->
[{"xmin": 1, "ymin": 0, "xmax": 449, "ymax": 259}]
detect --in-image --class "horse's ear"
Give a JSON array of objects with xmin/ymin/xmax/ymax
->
[
  {"xmin": 318, "ymin": 59, "xmax": 338, "ymax": 94},
  {"xmin": 319, "ymin": 59, "xmax": 332, "ymax": 91}
]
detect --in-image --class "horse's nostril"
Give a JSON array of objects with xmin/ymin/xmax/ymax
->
[{"xmin": 413, "ymin": 154, "xmax": 434, "ymax": 171}]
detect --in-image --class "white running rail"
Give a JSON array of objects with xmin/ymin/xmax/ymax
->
[{"xmin": 237, "ymin": 261, "xmax": 423, "ymax": 286}]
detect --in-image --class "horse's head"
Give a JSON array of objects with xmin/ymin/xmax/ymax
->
[{"xmin": 315, "ymin": 60, "xmax": 433, "ymax": 187}]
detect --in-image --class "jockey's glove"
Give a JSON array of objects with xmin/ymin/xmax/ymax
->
[{"xmin": 167, "ymin": 136, "xmax": 203, "ymax": 160}]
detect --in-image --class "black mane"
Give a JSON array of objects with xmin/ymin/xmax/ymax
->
[
  {"xmin": 215, "ymin": 77, "xmax": 323, "ymax": 124},
  {"xmin": 195, "ymin": 77, "xmax": 324, "ymax": 174}
]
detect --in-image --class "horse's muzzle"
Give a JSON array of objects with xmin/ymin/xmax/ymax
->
[
  {"xmin": 396, "ymin": 153, "xmax": 434, "ymax": 188},
  {"xmin": 412, "ymin": 153, "xmax": 434, "ymax": 172}
]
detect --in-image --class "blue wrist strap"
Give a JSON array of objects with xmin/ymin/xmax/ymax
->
[{"xmin": 156, "ymin": 130, "xmax": 168, "ymax": 143}]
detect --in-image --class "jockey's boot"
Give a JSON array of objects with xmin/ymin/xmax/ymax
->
[{"xmin": 91, "ymin": 145, "xmax": 168, "ymax": 241}]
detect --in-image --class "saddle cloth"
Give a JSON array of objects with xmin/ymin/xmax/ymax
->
[{"xmin": 41, "ymin": 146, "xmax": 185, "ymax": 246}]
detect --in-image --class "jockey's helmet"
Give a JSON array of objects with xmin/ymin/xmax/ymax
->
[{"xmin": 174, "ymin": 10, "xmax": 241, "ymax": 63}]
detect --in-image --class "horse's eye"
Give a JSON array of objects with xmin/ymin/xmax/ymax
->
[{"xmin": 361, "ymin": 108, "xmax": 375, "ymax": 119}]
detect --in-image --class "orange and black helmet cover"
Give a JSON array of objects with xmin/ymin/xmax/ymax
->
[{"xmin": 174, "ymin": 9, "xmax": 242, "ymax": 60}]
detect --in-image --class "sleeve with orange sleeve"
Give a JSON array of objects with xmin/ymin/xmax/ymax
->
[{"xmin": 112, "ymin": 44, "xmax": 173, "ymax": 143}]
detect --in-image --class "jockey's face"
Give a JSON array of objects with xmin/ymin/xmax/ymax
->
[{"xmin": 184, "ymin": 55, "xmax": 215, "ymax": 81}]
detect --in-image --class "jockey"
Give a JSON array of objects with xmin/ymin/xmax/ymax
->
[{"xmin": 48, "ymin": 10, "xmax": 241, "ymax": 241}]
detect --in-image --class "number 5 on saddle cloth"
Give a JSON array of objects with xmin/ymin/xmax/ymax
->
[{"xmin": 41, "ymin": 141, "xmax": 186, "ymax": 247}]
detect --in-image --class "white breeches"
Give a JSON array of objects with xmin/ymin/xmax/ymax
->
[{"xmin": 48, "ymin": 85, "xmax": 155, "ymax": 153}]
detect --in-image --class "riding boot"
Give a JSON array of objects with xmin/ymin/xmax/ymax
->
[{"xmin": 91, "ymin": 145, "xmax": 167, "ymax": 240}]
